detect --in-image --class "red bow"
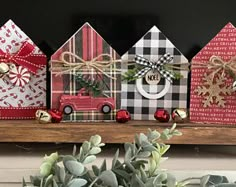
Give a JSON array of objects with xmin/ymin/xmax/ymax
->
[{"xmin": 0, "ymin": 41, "xmax": 47, "ymax": 74}]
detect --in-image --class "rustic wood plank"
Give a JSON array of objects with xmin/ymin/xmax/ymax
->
[{"xmin": 0, "ymin": 120, "xmax": 235, "ymax": 144}]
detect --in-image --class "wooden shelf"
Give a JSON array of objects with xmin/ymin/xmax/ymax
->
[{"xmin": 0, "ymin": 120, "xmax": 235, "ymax": 145}]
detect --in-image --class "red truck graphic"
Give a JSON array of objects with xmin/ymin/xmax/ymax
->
[{"xmin": 59, "ymin": 88, "xmax": 115, "ymax": 115}]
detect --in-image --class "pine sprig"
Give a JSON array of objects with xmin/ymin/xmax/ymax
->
[
  {"xmin": 122, "ymin": 68, "xmax": 140, "ymax": 82},
  {"xmin": 75, "ymin": 74, "xmax": 102, "ymax": 97}
]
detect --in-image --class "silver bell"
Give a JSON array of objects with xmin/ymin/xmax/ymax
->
[{"xmin": 0, "ymin": 62, "xmax": 9, "ymax": 74}]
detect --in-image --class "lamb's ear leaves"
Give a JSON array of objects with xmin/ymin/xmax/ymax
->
[
  {"xmin": 22, "ymin": 178, "xmax": 27, "ymax": 187},
  {"xmin": 83, "ymin": 155, "xmax": 96, "ymax": 164},
  {"xmin": 67, "ymin": 178, "xmax": 87, "ymax": 187},
  {"xmin": 99, "ymin": 170, "xmax": 118, "ymax": 187},
  {"xmin": 112, "ymin": 149, "xmax": 119, "ymax": 169},
  {"xmin": 64, "ymin": 160, "xmax": 84, "ymax": 176}
]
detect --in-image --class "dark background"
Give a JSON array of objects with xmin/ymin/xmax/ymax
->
[{"xmin": 0, "ymin": 0, "xmax": 235, "ymax": 60}]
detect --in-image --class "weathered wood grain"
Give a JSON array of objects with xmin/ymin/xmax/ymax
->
[{"xmin": 0, "ymin": 120, "xmax": 235, "ymax": 144}]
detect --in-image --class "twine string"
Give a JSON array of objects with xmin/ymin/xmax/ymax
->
[
  {"xmin": 50, "ymin": 52, "xmax": 122, "ymax": 79},
  {"xmin": 192, "ymin": 56, "xmax": 236, "ymax": 79}
]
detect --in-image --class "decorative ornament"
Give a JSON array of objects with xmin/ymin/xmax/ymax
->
[
  {"xmin": 48, "ymin": 109, "xmax": 63, "ymax": 123},
  {"xmin": 154, "ymin": 109, "xmax": 170, "ymax": 122},
  {"xmin": 9, "ymin": 65, "xmax": 30, "ymax": 86},
  {"xmin": 116, "ymin": 109, "xmax": 131, "ymax": 123},
  {"xmin": 35, "ymin": 110, "xmax": 52, "ymax": 123},
  {"xmin": 134, "ymin": 53, "xmax": 175, "ymax": 82},
  {"xmin": 0, "ymin": 41, "xmax": 46, "ymax": 74},
  {"xmin": 0, "ymin": 62, "xmax": 9, "ymax": 77},
  {"xmin": 195, "ymin": 73, "xmax": 232, "ymax": 107},
  {"xmin": 233, "ymin": 80, "xmax": 236, "ymax": 91},
  {"xmin": 172, "ymin": 108, "xmax": 188, "ymax": 123}
]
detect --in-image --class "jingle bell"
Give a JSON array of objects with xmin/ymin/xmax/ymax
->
[
  {"xmin": 0, "ymin": 62, "xmax": 9, "ymax": 75},
  {"xmin": 154, "ymin": 109, "xmax": 170, "ymax": 122},
  {"xmin": 172, "ymin": 108, "xmax": 188, "ymax": 123},
  {"xmin": 48, "ymin": 109, "xmax": 63, "ymax": 123},
  {"xmin": 116, "ymin": 109, "xmax": 131, "ymax": 123},
  {"xmin": 35, "ymin": 110, "xmax": 52, "ymax": 123}
]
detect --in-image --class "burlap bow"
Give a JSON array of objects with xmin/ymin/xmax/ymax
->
[
  {"xmin": 50, "ymin": 52, "xmax": 121, "ymax": 79},
  {"xmin": 192, "ymin": 56, "xmax": 236, "ymax": 79}
]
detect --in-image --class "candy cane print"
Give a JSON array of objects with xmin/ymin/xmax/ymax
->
[
  {"xmin": 9, "ymin": 93, "xmax": 17, "ymax": 99},
  {"xmin": 5, "ymin": 45, "xmax": 12, "ymax": 53},
  {"xmin": 0, "ymin": 37, "xmax": 6, "ymax": 44},
  {"xmin": 0, "ymin": 93, "xmax": 17, "ymax": 101},
  {"xmin": 3, "ymin": 78, "xmax": 10, "ymax": 85},
  {"xmin": 0, "ymin": 95, "xmax": 9, "ymax": 101},
  {"xmin": 3, "ymin": 101, "xmax": 12, "ymax": 107},
  {"xmin": 3, "ymin": 27, "xmax": 11, "ymax": 37},
  {"xmin": 0, "ymin": 85, "xmax": 15, "ymax": 93},
  {"xmin": 36, "ymin": 100, "xmax": 44, "ymax": 107},
  {"xmin": 17, "ymin": 100, "xmax": 24, "ymax": 107},
  {"xmin": 28, "ymin": 85, "xmax": 36, "ymax": 93},
  {"xmin": 19, "ymin": 86, "xmax": 25, "ymax": 93},
  {"xmin": 34, "ymin": 80, "xmax": 43, "ymax": 86},
  {"xmin": 11, "ymin": 40, "xmax": 20, "ymax": 46},
  {"xmin": 25, "ymin": 92, "xmax": 43, "ymax": 100},
  {"xmin": 38, "ymin": 85, "xmax": 46, "ymax": 92}
]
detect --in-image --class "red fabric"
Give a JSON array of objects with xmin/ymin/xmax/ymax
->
[
  {"xmin": 190, "ymin": 23, "xmax": 236, "ymax": 124},
  {"xmin": 0, "ymin": 106, "xmax": 46, "ymax": 119},
  {"xmin": 0, "ymin": 41, "xmax": 47, "ymax": 74}
]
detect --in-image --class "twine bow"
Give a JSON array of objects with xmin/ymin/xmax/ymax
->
[
  {"xmin": 134, "ymin": 53, "xmax": 189, "ymax": 83},
  {"xmin": 192, "ymin": 56, "xmax": 236, "ymax": 79},
  {"xmin": 50, "ymin": 52, "xmax": 121, "ymax": 79},
  {"xmin": 0, "ymin": 41, "xmax": 46, "ymax": 74}
]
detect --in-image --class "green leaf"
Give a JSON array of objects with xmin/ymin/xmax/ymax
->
[
  {"xmin": 45, "ymin": 174, "xmax": 53, "ymax": 187},
  {"xmin": 166, "ymin": 173, "xmax": 176, "ymax": 187},
  {"xmin": 72, "ymin": 145, "xmax": 77, "ymax": 156},
  {"xmin": 55, "ymin": 165, "xmax": 65, "ymax": 183},
  {"xmin": 160, "ymin": 145, "xmax": 170, "ymax": 155},
  {"xmin": 137, "ymin": 151, "xmax": 151, "ymax": 158},
  {"xmin": 89, "ymin": 147, "xmax": 101, "ymax": 155},
  {"xmin": 83, "ymin": 155, "xmax": 96, "ymax": 164},
  {"xmin": 99, "ymin": 170, "xmax": 118, "ymax": 187},
  {"xmin": 99, "ymin": 159, "xmax": 107, "ymax": 173},
  {"xmin": 92, "ymin": 165, "xmax": 100, "ymax": 176},
  {"xmin": 67, "ymin": 178, "xmax": 87, "ymax": 187},
  {"xmin": 147, "ymin": 129, "xmax": 161, "ymax": 141},
  {"xmin": 82, "ymin": 141, "xmax": 91, "ymax": 153},
  {"xmin": 153, "ymin": 173, "xmax": 167, "ymax": 184},
  {"xmin": 139, "ymin": 133, "xmax": 148, "ymax": 143},
  {"xmin": 113, "ymin": 169, "xmax": 130, "ymax": 181},
  {"xmin": 40, "ymin": 162, "xmax": 52, "ymax": 177},
  {"xmin": 112, "ymin": 149, "xmax": 119, "ymax": 169},
  {"xmin": 90, "ymin": 135, "xmax": 102, "ymax": 146},
  {"xmin": 22, "ymin": 178, "xmax": 27, "ymax": 187},
  {"xmin": 53, "ymin": 179, "xmax": 58, "ymax": 187},
  {"xmin": 43, "ymin": 152, "xmax": 58, "ymax": 164},
  {"xmin": 135, "ymin": 174, "xmax": 145, "ymax": 187},
  {"xmin": 172, "ymin": 130, "xmax": 183, "ymax": 136},
  {"xmin": 124, "ymin": 147, "xmax": 132, "ymax": 162},
  {"xmin": 64, "ymin": 160, "xmax": 85, "ymax": 176}
]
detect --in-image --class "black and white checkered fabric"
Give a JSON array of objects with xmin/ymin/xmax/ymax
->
[
  {"xmin": 134, "ymin": 53, "xmax": 175, "ymax": 83},
  {"xmin": 121, "ymin": 26, "xmax": 189, "ymax": 120}
]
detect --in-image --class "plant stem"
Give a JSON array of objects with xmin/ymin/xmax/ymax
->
[{"xmin": 88, "ymin": 177, "xmax": 99, "ymax": 187}]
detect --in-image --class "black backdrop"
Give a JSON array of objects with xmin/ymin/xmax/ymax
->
[{"xmin": 0, "ymin": 0, "xmax": 235, "ymax": 59}]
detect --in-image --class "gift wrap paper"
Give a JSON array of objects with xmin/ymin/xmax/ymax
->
[
  {"xmin": 190, "ymin": 23, "xmax": 236, "ymax": 124},
  {"xmin": 51, "ymin": 23, "xmax": 121, "ymax": 122},
  {"xmin": 0, "ymin": 20, "xmax": 47, "ymax": 119},
  {"xmin": 121, "ymin": 26, "xmax": 189, "ymax": 120}
]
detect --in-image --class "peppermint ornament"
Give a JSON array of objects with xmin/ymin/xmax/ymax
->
[{"xmin": 9, "ymin": 65, "xmax": 30, "ymax": 86}]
